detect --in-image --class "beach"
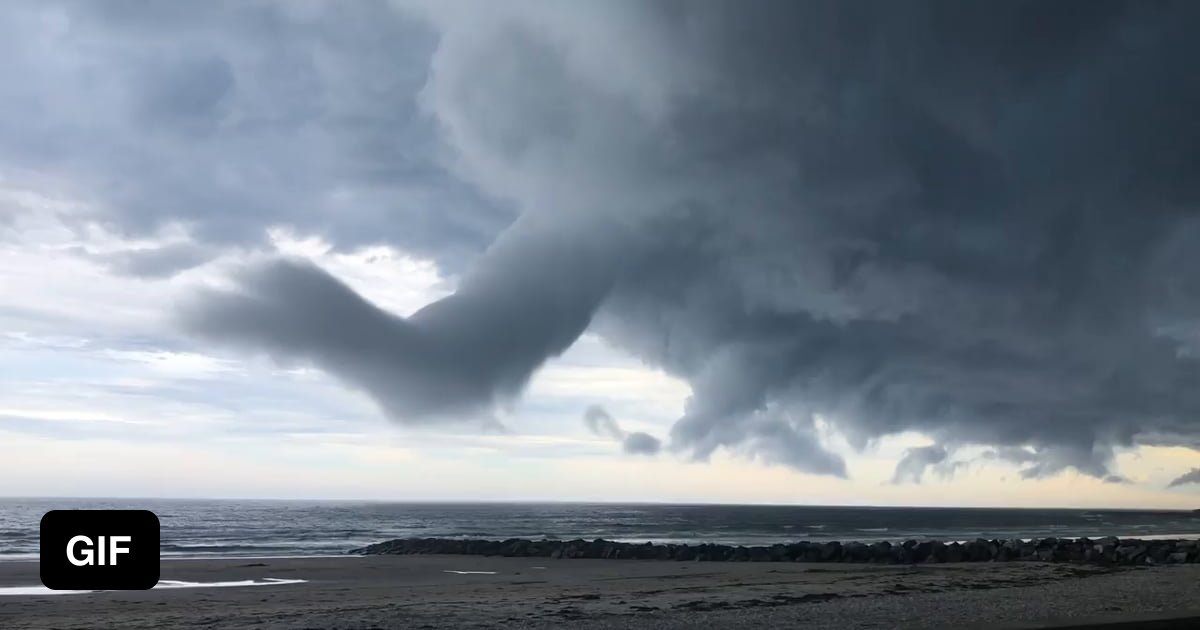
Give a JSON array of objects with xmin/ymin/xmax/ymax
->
[{"xmin": 2, "ymin": 555, "xmax": 1199, "ymax": 629}]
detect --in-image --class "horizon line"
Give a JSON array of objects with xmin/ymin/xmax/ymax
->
[{"xmin": 2, "ymin": 496, "xmax": 1194, "ymax": 512}]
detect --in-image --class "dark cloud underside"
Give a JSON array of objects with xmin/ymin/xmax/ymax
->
[{"xmin": 8, "ymin": 1, "xmax": 1199, "ymax": 481}]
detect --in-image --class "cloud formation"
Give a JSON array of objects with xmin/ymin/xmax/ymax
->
[
  {"xmin": 622, "ymin": 432, "xmax": 662, "ymax": 457},
  {"xmin": 583, "ymin": 405, "xmax": 662, "ymax": 456},
  {"xmin": 1168, "ymin": 468, "xmax": 1200, "ymax": 488},
  {"xmin": 0, "ymin": 0, "xmax": 510, "ymax": 272},
  {"xmin": 72, "ymin": 242, "xmax": 218, "ymax": 278},
  {"xmin": 583, "ymin": 405, "xmax": 624, "ymax": 441},
  {"xmin": 892, "ymin": 445, "xmax": 951, "ymax": 485},
  {"xmin": 182, "ymin": 255, "xmax": 607, "ymax": 422},
  {"xmin": 6, "ymin": 1, "xmax": 1200, "ymax": 481}
]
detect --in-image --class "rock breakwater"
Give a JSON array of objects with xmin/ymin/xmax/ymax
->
[{"xmin": 350, "ymin": 536, "xmax": 1200, "ymax": 565}]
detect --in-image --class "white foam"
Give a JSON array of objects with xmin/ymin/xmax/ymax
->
[
  {"xmin": 0, "ymin": 578, "xmax": 307, "ymax": 596},
  {"xmin": 156, "ymin": 578, "xmax": 307, "ymax": 589},
  {"xmin": 0, "ymin": 586, "xmax": 92, "ymax": 596},
  {"xmin": 442, "ymin": 570, "xmax": 497, "ymax": 575}
]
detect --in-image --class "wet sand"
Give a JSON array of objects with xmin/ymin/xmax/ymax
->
[{"xmin": 0, "ymin": 556, "xmax": 1198, "ymax": 629}]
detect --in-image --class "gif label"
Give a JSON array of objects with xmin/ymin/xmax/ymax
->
[{"xmin": 40, "ymin": 510, "xmax": 159, "ymax": 590}]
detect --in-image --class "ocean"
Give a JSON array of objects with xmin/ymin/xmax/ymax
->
[{"xmin": 2, "ymin": 498, "xmax": 1198, "ymax": 560}]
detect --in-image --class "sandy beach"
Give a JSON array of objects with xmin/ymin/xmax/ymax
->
[{"xmin": 1, "ymin": 556, "xmax": 1198, "ymax": 629}]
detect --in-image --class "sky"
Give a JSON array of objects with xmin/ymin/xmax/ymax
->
[{"xmin": 2, "ymin": 0, "xmax": 1200, "ymax": 507}]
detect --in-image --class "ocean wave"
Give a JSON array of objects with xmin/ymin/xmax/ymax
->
[
  {"xmin": 7, "ymin": 500, "xmax": 1200, "ymax": 557},
  {"xmin": 160, "ymin": 543, "xmax": 303, "ymax": 553}
]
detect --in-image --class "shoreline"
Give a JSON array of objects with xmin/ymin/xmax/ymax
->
[
  {"xmin": 3, "ymin": 533, "xmax": 1199, "ymax": 565},
  {"xmin": 2, "ymin": 555, "xmax": 1199, "ymax": 629}
]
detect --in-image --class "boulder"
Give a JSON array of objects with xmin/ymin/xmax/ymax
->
[
  {"xmin": 1116, "ymin": 544, "xmax": 1148, "ymax": 565},
  {"xmin": 925, "ymin": 541, "xmax": 947, "ymax": 563},
  {"xmin": 1148, "ymin": 544, "xmax": 1172, "ymax": 564},
  {"xmin": 842, "ymin": 542, "xmax": 870, "ymax": 563},
  {"xmin": 964, "ymin": 540, "xmax": 990, "ymax": 562},
  {"xmin": 912, "ymin": 541, "xmax": 934, "ymax": 563},
  {"xmin": 869, "ymin": 541, "xmax": 894, "ymax": 563}
]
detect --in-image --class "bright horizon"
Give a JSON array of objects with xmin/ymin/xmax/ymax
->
[{"xmin": 5, "ymin": 497, "xmax": 1198, "ymax": 512}]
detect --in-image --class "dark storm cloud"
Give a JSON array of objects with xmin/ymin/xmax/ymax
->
[
  {"xmin": 195, "ymin": 0, "xmax": 1200, "ymax": 479},
  {"xmin": 182, "ymin": 253, "xmax": 609, "ymax": 421},
  {"xmin": 1167, "ymin": 468, "xmax": 1200, "ymax": 488},
  {"xmin": 15, "ymin": 1, "xmax": 1199, "ymax": 479}
]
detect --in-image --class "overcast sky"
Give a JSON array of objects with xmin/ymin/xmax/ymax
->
[{"xmin": 3, "ymin": 0, "xmax": 1200, "ymax": 507}]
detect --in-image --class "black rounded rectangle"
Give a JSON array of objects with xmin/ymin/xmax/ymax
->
[{"xmin": 40, "ymin": 509, "xmax": 160, "ymax": 590}]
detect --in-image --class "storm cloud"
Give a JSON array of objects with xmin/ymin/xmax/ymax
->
[{"xmin": 7, "ymin": 1, "xmax": 1200, "ymax": 482}]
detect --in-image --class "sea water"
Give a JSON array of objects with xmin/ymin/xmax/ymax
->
[{"xmin": 2, "ymin": 498, "xmax": 1198, "ymax": 560}]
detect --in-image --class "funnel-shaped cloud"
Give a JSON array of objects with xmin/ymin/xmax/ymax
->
[
  {"xmin": 892, "ymin": 445, "xmax": 950, "ymax": 485},
  {"xmin": 181, "ymin": 244, "xmax": 615, "ymax": 421},
  {"xmin": 137, "ymin": 1, "xmax": 1200, "ymax": 478},
  {"xmin": 583, "ymin": 405, "xmax": 624, "ymax": 441},
  {"xmin": 1168, "ymin": 468, "xmax": 1200, "ymax": 488},
  {"xmin": 582, "ymin": 405, "xmax": 661, "ymax": 456}
]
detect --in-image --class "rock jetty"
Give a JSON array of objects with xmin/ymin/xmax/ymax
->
[{"xmin": 350, "ymin": 536, "xmax": 1200, "ymax": 566}]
